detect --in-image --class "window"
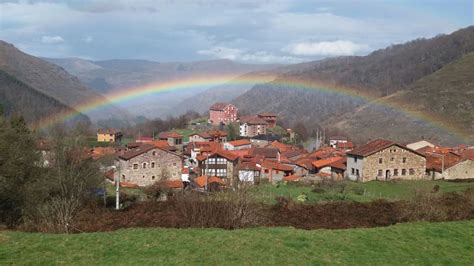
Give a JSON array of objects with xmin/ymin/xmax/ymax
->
[
  {"xmin": 133, "ymin": 164, "xmax": 138, "ymax": 170},
  {"xmin": 354, "ymin": 157, "xmax": 358, "ymax": 163},
  {"xmin": 390, "ymin": 157, "xmax": 394, "ymax": 162},
  {"xmin": 379, "ymin": 158, "xmax": 383, "ymax": 164},
  {"xmin": 143, "ymin": 163, "xmax": 147, "ymax": 169},
  {"xmin": 152, "ymin": 151, "xmax": 156, "ymax": 156},
  {"xmin": 394, "ymin": 169, "xmax": 398, "ymax": 176},
  {"xmin": 151, "ymin": 162, "xmax": 155, "ymax": 168},
  {"xmin": 276, "ymin": 170, "xmax": 280, "ymax": 174},
  {"xmin": 216, "ymin": 169, "xmax": 227, "ymax": 177},
  {"xmin": 409, "ymin": 168, "xmax": 415, "ymax": 175},
  {"xmin": 152, "ymin": 176, "xmax": 155, "ymax": 180},
  {"xmin": 122, "ymin": 174, "xmax": 126, "ymax": 180},
  {"xmin": 378, "ymin": 170, "xmax": 382, "ymax": 176},
  {"xmin": 402, "ymin": 169, "xmax": 406, "ymax": 175},
  {"xmin": 402, "ymin": 157, "xmax": 406, "ymax": 163},
  {"xmin": 142, "ymin": 175, "xmax": 145, "ymax": 179},
  {"xmin": 351, "ymin": 168, "xmax": 355, "ymax": 175},
  {"xmin": 356, "ymin": 169, "xmax": 360, "ymax": 176},
  {"xmin": 264, "ymin": 169, "xmax": 269, "ymax": 173}
]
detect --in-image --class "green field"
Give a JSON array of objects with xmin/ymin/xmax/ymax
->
[
  {"xmin": 1, "ymin": 220, "xmax": 473, "ymax": 265},
  {"xmin": 250, "ymin": 180, "xmax": 474, "ymax": 204}
]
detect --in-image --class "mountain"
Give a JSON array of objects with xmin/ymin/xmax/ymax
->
[
  {"xmin": 0, "ymin": 41, "xmax": 128, "ymax": 123},
  {"xmin": 332, "ymin": 52, "xmax": 474, "ymax": 145},
  {"xmin": 0, "ymin": 70, "xmax": 89, "ymax": 125},
  {"xmin": 233, "ymin": 26, "xmax": 474, "ymax": 144},
  {"xmin": 45, "ymin": 57, "xmax": 281, "ymax": 117}
]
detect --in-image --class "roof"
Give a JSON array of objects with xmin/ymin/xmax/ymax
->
[
  {"xmin": 196, "ymin": 150, "xmax": 239, "ymax": 162},
  {"xmin": 209, "ymin": 102, "xmax": 234, "ymax": 111},
  {"xmin": 347, "ymin": 139, "xmax": 424, "ymax": 157},
  {"xmin": 426, "ymin": 152, "xmax": 464, "ymax": 172},
  {"xmin": 336, "ymin": 141, "xmax": 354, "ymax": 149},
  {"xmin": 228, "ymin": 139, "xmax": 251, "ymax": 147},
  {"xmin": 165, "ymin": 180, "xmax": 184, "ymax": 189},
  {"xmin": 249, "ymin": 147, "xmax": 279, "ymax": 159},
  {"xmin": 239, "ymin": 161, "xmax": 261, "ymax": 171},
  {"xmin": 312, "ymin": 156, "xmax": 343, "ymax": 168},
  {"xmin": 98, "ymin": 128, "xmax": 121, "ymax": 135},
  {"xmin": 151, "ymin": 140, "xmax": 176, "ymax": 151},
  {"xmin": 136, "ymin": 136, "xmax": 154, "ymax": 142},
  {"xmin": 206, "ymin": 130, "xmax": 228, "ymax": 138},
  {"xmin": 283, "ymin": 175, "xmax": 301, "ymax": 182},
  {"xmin": 118, "ymin": 144, "xmax": 156, "ymax": 160},
  {"xmin": 158, "ymin": 131, "xmax": 183, "ymax": 139},
  {"xmin": 329, "ymin": 157, "xmax": 347, "ymax": 170},
  {"xmin": 239, "ymin": 115, "xmax": 268, "ymax": 125},
  {"xmin": 261, "ymin": 160, "xmax": 294, "ymax": 171},
  {"xmin": 295, "ymin": 158, "xmax": 313, "ymax": 169},
  {"xmin": 194, "ymin": 176, "xmax": 226, "ymax": 187}
]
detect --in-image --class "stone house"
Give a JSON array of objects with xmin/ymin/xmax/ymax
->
[
  {"xmin": 114, "ymin": 144, "xmax": 182, "ymax": 187},
  {"xmin": 97, "ymin": 128, "xmax": 122, "ymax": 142},
  {"xmin": 425, "ymin": 151, "xmax": 474, "ymax": 180},
  {"xmin": 189, "ymin": 130, "xmax": 228, "ymax": 143},
  {"xmin": 346, "ymin": 139, "xmax": 426, "ymax": 182},
  {"xmin": 158, "ymin": 132, "xmax": 183, "ymax": 151},
  {"xmin": 239, "ymin": 115, "xmax": 268, "ymax": 137},
  {"xmin": 209, "ymin": 103, "xmax": 238, "ymax": 125},
  {"xmin": 260, "ymin": 160, "xmax": 294, "ymax": 183},
  {"xmin": 257, "ymin": 112, "xmax": 277, "ymax": 128}
]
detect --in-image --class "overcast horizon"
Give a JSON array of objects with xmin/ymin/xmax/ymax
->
[{"xmin": 1, "ymin": 0, "xmax": 473, "ymax": 64}]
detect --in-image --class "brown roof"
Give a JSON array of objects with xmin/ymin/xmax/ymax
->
[
  {"xmin": 158, "ymin": 131, "xmax": 183, "ymax": 139},
  {"xmin": 426, "ymin": 152, "xmax": 464, "ymax": 172},
  {"xmin": 249, "ymin": 147, "xmax": 279, "ymax": 159},
  {"xmin": 261, "ymin": 160, "xmax": 294, "ymax": 171},
  {"xmin": 347, "ymin": 139, "xmax": 424, "ymax": 157},
  {"xmin": 239, "ymin": 161, "xmax": 261, "ymax": 171},
  {"xmin": 118, "ymin": 144, "xmax": 181, "ymax": 160},
  {"xmin": 210, "ymin": 102, "xmax": 233, "ymax": 111},
  {"xmin": 240, "ymin": 115, "xmax": 268, "ymax": 125},
  {"xmin": 196, "ymin": 150, "xmax": 239, "ymax": 162}
]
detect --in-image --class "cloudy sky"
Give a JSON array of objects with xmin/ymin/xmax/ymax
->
[{"xmin": 1, "ymin": 0, "xmax": 472, "ymax": 63}]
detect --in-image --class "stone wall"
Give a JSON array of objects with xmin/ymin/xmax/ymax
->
[
  {"xmin": 115, "ymin": 148, "xmax": 182, "ymax": 187},
  {"xmin": 443, "ymin": 160, "xmax": 474, "ymax": 180},
  {"xmin": 362, "ymin": 145, "xmax": 426, "ymax": 182}
]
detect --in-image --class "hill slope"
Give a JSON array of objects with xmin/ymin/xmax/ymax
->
[
  {"xmin": 232, "ymin": 26, "xmax": 474, "ymax": 143},
  {"xmin": 0, "ymin": 41, "xmax": 128, "ymax": 123},
  {"xmin": 332, "ymin": 53, "xmax": 474, "ymax": 145},
  {"xmin": 0, "ymin": 70, "xmax": 89, "ymax": 125}
]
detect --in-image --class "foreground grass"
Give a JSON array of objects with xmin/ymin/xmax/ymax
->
[
  {"xmin": 251, "ymin": 180, "xmax": 474, "ymax": 204},
  {"xmin": 1, "ymin": 220, "xmax": 473, "ymax": 265}
]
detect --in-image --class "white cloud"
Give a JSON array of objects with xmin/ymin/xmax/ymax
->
[
  {"xmin": 198, "ymin": 46, "xmax": 304, "ymax": 63},
  {"xmin": 40, "ymin": 35, "xmax": 65, "ymax": 44},
  {"xmin": 286, "ymin": 40, "xmax": 369, "ymax": 56}
]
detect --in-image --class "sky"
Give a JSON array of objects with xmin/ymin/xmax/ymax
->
[{"xmin": 1, "ymin": 0, "xmax": 473, "ymax": 64}]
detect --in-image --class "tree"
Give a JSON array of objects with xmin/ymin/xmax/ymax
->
[
  {"xmin": 293, "ymin": 122, "xmax": 309, "ymax": 143},
  {"xmin": 225, "ymin": 122, "xmax": 239, "ymax": 141}
]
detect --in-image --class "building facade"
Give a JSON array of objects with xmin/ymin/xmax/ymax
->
[
  {"xmin": 97, "ymin": 129, "xmax": 122, "ymax": 142},
  {"xmin": 114, "ymin": 144, "xmax": 182, "ymax": 187},
  {"xmin": 196, "ymin": 150, "xmax": 239, "ymax": 186},
  {"xmin": 257, "ymin": 113, "xmax": 277, "ymax": 128},
  {"xmin": 209, "ymin": 103, "xmax": 238, "ymax": 125},
  {"xmin": 346, "ymin": 139, "xmax": 426, "ymax": 182},
  {"xmin": 239, "ymin": 116, "xmax": 268, "ymax": 137}
]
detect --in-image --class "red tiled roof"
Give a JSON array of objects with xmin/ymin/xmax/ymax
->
[
  {"xmin": 295, "ymin": 158, "xmax": 313, "ymax": 169},
  {"xmin": 249, "ymin": 147, "xmax": 279, "ymax": 159},
  {"xmin": 426, "ymin": 152, "xmax": 464, "ymax": 172},
  {"xmin": 336, "ymin": 141, "xmax": 354, "ymax": 149},
  {"xmin": 120, "ymin": 182, "xmax": 139, "ymax": 188},
  {"xmin": 136, "ymin": 136, "xmax": 154, "ymax": 142},
  {"xmin": 151, "ymin": 140, "xmax": 174, "ymax": 150},
  {"xmin": 261, "ymin": 160, "xmax": 294, "ymax": 171},
  {"xmin": 347, "ymin": 139, "xmax": 424, "ymax": 157},
  {"xmin": 240, "ymin": 115, "xmax": 268, "ymax": 125},
  {"xmin": 158, "ymin": 131, "xmax": 183, "ymax": 139},
  {"xmin": 315, "ymin": 172, "xmax": 331, "ymax": 178},
  {"xmin": 283, "ymin": 175, "xmax": 301, "ymax": 182},
  {"xmin": 228, "ymin": 139, "xmax": 251, "ymax": 147},
  {"xmin": 226, "ymin": 149, "xmax": 251, "ymax": 158},
  {"xmin": 165, "ymin": 180, "xmax": 184, "ymax": 189},
  {"xmin": 196, "ymin": 150, "xmax": 239, "ymax": 161},
  {"xmin": 239, "ymin": 161, "xmax": 261, "ymax": 171},
  {"xmin": 118, "ymin": 144, "xmax": 156, "ymax": 160},
  {"xmin": 329, "ymin": 157, "xmax": 347, "ymax": 170},
  {"xmin": 210, "ymin": 102, "xmax": 234, "ymax": 111},
  {"xmin": 312, "ymin": 156, "xmax": 343, "ymax": 168},
  {"xmin": 194, "ymin": 176, "xmax": 226, "ymax": 187},
  {"xmin": 206, "ymin": 130, "xmax": 228, "ymax": 137}
]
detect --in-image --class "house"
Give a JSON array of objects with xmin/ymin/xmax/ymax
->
[
  {"xmin": 329, "ymin": 136, "xmax": 348, "ymax": 149},
  {"xmin": 194, "ymin": 175, "xmax": 226, "ymax": 190},
  {"xmin": 425, "ymin": 151, "xmax": 474, "ymax": 180},
  {"xmin": 224, "ymin": 139, "xmax": 252, "ymax": 150},
  {"xmin": 346, "ymin": 139, "xmax": 426, "ymax": 182},
  {"xmin": 249, "ymin": 147, "xmax": 280, "ymax": 161},
  {"xmin": 97, "ymin": 129, "xmax": 122, "ymax": 143},
  {"xmin": 189, "ymin": 130, "xmax": 228, "ymax": 143},
  {"xmin": 249, "ymin": 134, "xmax": 281, "ymax": 147},
  {"xmin": 158, "ymin": 132, "xmax": 183, "ymax": 150},
  {"xmin": 209, "ymin": 102, "xmax": 238, "ymax": 125},
  {"xmin": 114, "ymin": 144, "xmax": 182, "ymax": 187},
  {"xmin": 196, "ymin": 150, "xmax": 240, "ymax": 186},
  {"xmin": 406, "ymin": 140, "xmax": 436, "ymax": 151},
  {"xmin": 258, "ymin": 112, "xmax": 277, "ymax": 128},
  {"xmin": 312, "ymin": 156, "xmax": 343, "ymax": 174},
  {"xmin": 336, "ymin": 141, "xmax": 354, "ymax": 152},
  {"xmin": 329, "ymin": 157, "xmax": 347, "ymax": 180},
  {"xmin": 239, "ymin": 116, "xmax": 268, "ymax": 137},
  {"xmin": 238, "ymin": 161, "xmax": 261, "ymax": 183},
  {"xmin": 260, "ymin": 160, "xmax": 294, "ymax": 183}
]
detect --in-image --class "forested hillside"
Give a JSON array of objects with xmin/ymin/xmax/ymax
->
[{"xmin": 0, "ymin": 70, "xmax": 89, "ymax": 125}]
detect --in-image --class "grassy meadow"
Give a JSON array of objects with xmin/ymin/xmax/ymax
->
[{"xmin": 1, "ymin": 220, "xmax": 473, "ymax": 265}]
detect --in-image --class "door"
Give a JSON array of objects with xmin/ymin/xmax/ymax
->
[{"xmin": 385, "ymin": 170, "xmax": 390, "ymax": 180}]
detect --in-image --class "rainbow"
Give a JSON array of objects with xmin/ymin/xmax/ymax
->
[{"xmin": 33, "ymin": 74, "xmax": 473, "ymax": 144}]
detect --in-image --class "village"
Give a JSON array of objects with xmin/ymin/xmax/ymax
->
[{"xmin": 69, "ymin": 102, "xmax": 474, "ymax": 195}]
